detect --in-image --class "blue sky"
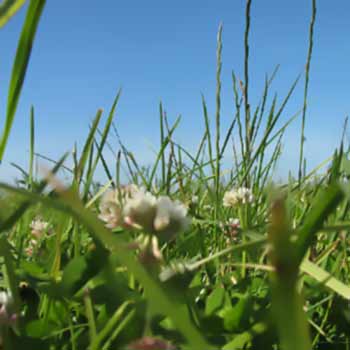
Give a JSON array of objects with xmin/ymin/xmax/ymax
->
[{"xmin": 0, "ymin": 0, "xmax": 349, "ymax": 181}]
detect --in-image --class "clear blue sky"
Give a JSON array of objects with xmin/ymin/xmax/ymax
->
[{"xmin": 0, "ymin": 0, "xmax": 349, "ymax": 181}]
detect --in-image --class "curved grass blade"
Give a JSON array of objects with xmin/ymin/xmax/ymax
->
[{"xmin": 0, "ymin": 0, "xmax": 46, "ymax": 161}]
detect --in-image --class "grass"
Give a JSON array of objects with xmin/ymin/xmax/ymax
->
[{"xmin": 0, "ymin": 1, "xmax": 350, "ymax": 349}]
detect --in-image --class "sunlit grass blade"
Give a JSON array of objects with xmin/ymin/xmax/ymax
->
[
  {"xmin": 301, "ymin": 259, "xmax": 350, "ymax": 300},
  {"xmin": 0, "ymin": 0, "xmax": 26, "ymax": 27},
  {"xmin": 0, "ymin": 0, "xmax": 46, "ymax": 161}
]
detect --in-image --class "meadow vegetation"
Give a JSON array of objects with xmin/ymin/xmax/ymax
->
[{"xmin": 1, "ymin": 0, "xmax": 350, "ymax": 349}]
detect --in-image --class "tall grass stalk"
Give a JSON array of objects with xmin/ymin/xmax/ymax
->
[
  {"xmin": 298, "ymin": 0, "xmax": 317, "ymax": 183},
  {"xmin": 243, "ymin": 0, "xmax": 252, "ymax": 186}
]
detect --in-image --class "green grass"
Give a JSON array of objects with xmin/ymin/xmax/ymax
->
[{"xmin": 1, "ymin": 0, "xmax": 350, "ymax": 349}]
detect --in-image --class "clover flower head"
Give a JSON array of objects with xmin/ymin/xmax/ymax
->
[
  {"xmin": 98, "ymin": 184, "xmax": 142, "ymax": 229},
  {"xmin": 228, "ymin": 217, "xmax": 240, "ymax": 226},
  {"xmin": 30, "ymin": 218, "xmax": 49, "ymax": 239},
  {"xmin": 223, "ymin": 187, "xmax": 254, "ymax": 207},
  {"xmin": 124, "ymin": 193, "xmax": 190, "ymax": 241},
  {"xmin": 98, "ymin": 191, "xmax": 124, "ymax": 229},
  {"xmin": 123, "ymin": 190, "xmax": 158, "ymax": 232},
  {"xmin": 154, "ymin": 196, "xmax": 190, "ymax": 240}
]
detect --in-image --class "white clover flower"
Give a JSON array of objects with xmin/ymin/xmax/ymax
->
[
  {"xmin": 30, "ymin": 218, "xmax": 49, "ymax": 239},
  {"xmin": 124, "ymin": 192, "xmax": 190, "ymax": 241},
  {"xmin": 154, "ymin": 196, "xmax": 190, "ymax": 241},
  {"xmin": 223, "ymin": 187, "xmax": 254, "ymax": 207},
  {"xmin": 123, "ymin": 190, "xmax": 158, "ymax": 232},
  {"xmin": 98, "ymin": 190, "xmax": 124, "ymax": 229},
  {"xmin": 98, "ymin": 184, "xmax": 142, "ymax": 229}
]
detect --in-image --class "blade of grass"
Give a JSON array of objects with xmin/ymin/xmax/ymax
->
[
  {"xmin": 269, "ymin": 198, "xmax": 312, "ymax": 350},
  {"xmin": 159, "ymin": 102, "xmax": 166, "ymax": 186},
  {"xmin": 147, "ymin": 115, "xmax": 181, "ymax": 189},
  {"xmin": 298, "ymin": 0, "xmax": 317, "ymax": 182},
  {"xmin": 300, "ymin": 259, "xmax": 350, "ymax": 300},
  {"xmin": 84, "ymin": 90, "xmax": 121, "ymax": 195},
  {"xmin": 75, "ymin": 109, "xmax": 103, "ymax": 184},
  {"xmin": 0, "ymin": 0, "xmax": 26, "ymax": 27},
  {"xmin": 29, "ymin": 105, "xmax": 35, "ymax": 189},
  {"xmin": 0, "ymin": 0, "xmax": 46, "ymax": 161},
  {"xmin": 295, "ymin": 182, "xmax": 343, "ymax": 266}
]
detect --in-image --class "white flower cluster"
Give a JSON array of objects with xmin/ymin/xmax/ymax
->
[
  {"xmin": 99, "ymin": 185, "xmax": 190, "ymax": 241},
  {"xmin": 30, "ymin": 218, "xmax": 49, "ymax": 239},
  {"xmin": 228, "ymin": 217, "xmax": 240, "ymax": 227},
  {"xmin": 98, "ymin": 184, "xmax": 140, "ymax": 229},
  {"xmin": 26, "ymin": 218, "xmax": 50, "ymax": 256},
  {"xmin": 223, "ymin": 187, "xmax": 254, "ymax": 207}
]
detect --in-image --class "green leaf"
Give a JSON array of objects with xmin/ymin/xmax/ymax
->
[
  {"xmin": 205, "ymin": 287, "xmax": 226, "ymax": 315},
  {"xmin": 25, "ymin": 319, "xmax": 56, "ymax": 338},
  {"xmin": 60, "ymin": 246, "xmax": 108, "ymax": 297},
  {"xmin": 222, "ymin": 322, "xmax": 268, "ymax": 350},
  {"xmin": 222, "ymin": 294, "xmax": 252, "ymax": 332}
]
